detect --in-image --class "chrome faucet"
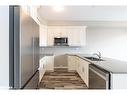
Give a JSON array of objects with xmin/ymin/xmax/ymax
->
[{"xmin": 93, "ymin": 51, "xmax": 101, "ymax": 59}]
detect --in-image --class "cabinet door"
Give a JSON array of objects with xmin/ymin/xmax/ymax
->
[
  {"xmin": 68, "ymin": 27, "xmax": 80, "ymax": 46},
  {"xmin": 47, "ymin": 27, "xmax": 54, "ymax": 46},
  {"xmin": 77, "ymin": 58, "xmax": 89, "ymax": 87},
  {"xmin": 76, "ymin": 57, "xmax": 81, "ymax": 73},
  {"xmin": 68, "ymin": 56, "xmax": 89, "ymax": 87},
  {"xmin": 48, "ymin": 26, "xmax": 68, "ymax": 39},
  {"xmin": 39, "ymin": 25, "xmax": 47, "ymax": 46},
  {"xmin": 75, "ymin": 56, "xmax": 79, "ymax": 71},
  {"xmin": 61, "ymin": 26, "xmax": 69, "ymax": 37},
  {"xmin": 84, "ymin": 61, "xmax": 89, "ymax": 87},
  {"xmin": 46, "ymin": 56, "xmax": 54, "ymax": 71},
  {"xmin": 77, "ymin": 58, "xmax": 83, "ymax": 76},
  {"xmin": 68, "ymin": 56, "xmax": 76, "ymax": 71},
  {"xmin": 68, "ymin": 26, "xmax": 86, "ymax": 46},
  {"xmin": 39, "ymin": 57, "xmax": 47, "ymax": 82},
  {"xmin": 53, "ymin": 26, "xmax": 61, "ymax": 38},
  {"xmin": 48, "ymin": 26, "xmax": 61, "ymax": 38},
  {"xmin": 80, "ymin": 26, "xmax": 86, "ymax": 46}
]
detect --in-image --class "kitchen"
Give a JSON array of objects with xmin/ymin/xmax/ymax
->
[
  {"xmin": 0, "ymin": 5, "xmax": 127, "ymax": 89},
  {"xmin": 38, "ymin": 6, "xmax": 127, "ymax": 89}
]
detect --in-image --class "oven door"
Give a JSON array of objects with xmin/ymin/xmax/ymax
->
[{"xmin": 89, "ymin": 64, "xmax": 110, "ymax": 89}]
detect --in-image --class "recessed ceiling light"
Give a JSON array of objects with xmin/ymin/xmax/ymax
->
[{"xmin": 52, "ymin": 6, "xmax": 64, "ymax": 12}]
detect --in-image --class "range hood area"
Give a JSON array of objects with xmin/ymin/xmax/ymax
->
[
  {"xmin": 40, "ymin": 26, "xmax": 87, "ymax": 47},
  {"xmin": 54, "ymin": 37, "xmax": 69, "ymax": 46}
]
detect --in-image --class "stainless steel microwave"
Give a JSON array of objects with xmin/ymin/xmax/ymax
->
[{"xmin": 54, "ymin": 37, "xmax": 68, "ymax": 46}]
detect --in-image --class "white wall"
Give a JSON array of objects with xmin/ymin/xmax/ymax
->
[
  {"xmin": 40, "ymin": 26, "xmax": 127, "ymax": 62},
  {"xmin": 86, "ymin": 27, "xmax": 127, "ymax": 62},
  {"xmin": 0, "ymin": 6, "xmax": 9, "ymax": 88}
]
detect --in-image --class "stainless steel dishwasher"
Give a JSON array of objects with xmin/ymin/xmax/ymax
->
[{"xmin": 89, "ymin": 64, "xmax": 111, "ymax": 89}]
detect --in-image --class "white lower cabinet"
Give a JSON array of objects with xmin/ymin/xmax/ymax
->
[
  {"xmin": 39, "ymin": 56, "xmax": 54, "ymax": 82},
  {"xmin": 77, "ymin": 57, "xmax": 89, "ymax": 87},
  {"xmin": 78, "ymin": 58, "xmax": 89, "ymax": 87},
  {"xmin": 68, "ymin": 56, "xmax": 77, "ymax": 71},
  {"xmin": 68, "ymin": 55, "xmax": 89, "ymax": 87},
  {"xmin": 39, "ymin": 57, "xmax": 47, "ymax": 82},
  {"xmin": 45, "ymin": 56, "xmax": 54, "ymax": 71}
]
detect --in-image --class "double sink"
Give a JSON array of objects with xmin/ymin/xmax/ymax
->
[{"xmin": 84, "ymin": 57, "xmax": 104, "ymax": 61}]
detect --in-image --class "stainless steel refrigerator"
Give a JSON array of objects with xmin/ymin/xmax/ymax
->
[{"xmin": 9, "ymin": 6, "xmax": 39, "ymax": 89}]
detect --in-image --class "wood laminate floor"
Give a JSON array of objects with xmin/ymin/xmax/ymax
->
[{"xmin": 39, "ymin": 69, "xmax": 88, "ymax": 89}]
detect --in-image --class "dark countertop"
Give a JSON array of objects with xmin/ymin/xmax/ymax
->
[{"xmin": 68, "ymin": 54, "xmax": 127, "ymax": 74}]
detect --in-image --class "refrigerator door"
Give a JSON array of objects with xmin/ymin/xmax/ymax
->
[
  {"xmin": 33, "ymin": 37, "xmax": 39, "ymax": 73},
  {"xmin": 32, "ymin": 20, "xmax": 39, "ymax": 73},
  {"xmin": 9, "ymin": 6, "xmax": 39, "ymax": 89},
  {"xmin": 11, "ymin": 6, "xmax": 37, "ymax": 89},
  {"xmin": 20, "ymin": 7, "xmax": 34, "ymax": 88}
]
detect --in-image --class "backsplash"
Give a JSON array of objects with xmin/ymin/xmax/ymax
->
[{"xmin": 40, "ymin": 46, "xmax": 88, "ymax": 55}]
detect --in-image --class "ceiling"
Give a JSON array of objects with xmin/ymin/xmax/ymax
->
[{"xmin": 38, "ymin": 6, "xmax": 127, "ymax": 21}]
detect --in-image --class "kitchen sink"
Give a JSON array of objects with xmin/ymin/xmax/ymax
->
[{"xmin": 84, "ymin": 57, "xmax": 104, "ymax": 61}]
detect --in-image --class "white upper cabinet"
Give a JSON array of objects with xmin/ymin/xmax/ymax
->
[
  {"xmin": 48, "ymin": 26, "xmax": 69, "ymax": 38},
  {"xmin": 39, "ymin": 24, "xmax": 48, "ymax": 46},
  {"xmin": 47, "ymin": 27, "xmax": 55, "ymax": 46},
  {"xmin": 47, "ymin": 26, "xmax": 87, "ymax": 46},
  {"xmin": 21, "ymin": 6, "xmax": 40, "ymax": 25},
  {"xmin": 67, "ymin": 26, "xmax": 86, "ymax": 46},
  {"xmin": 29, "ymin": 6, "xmax": 41, "ymax": 25},
  {"xmin": 47, "ymin": 26, "xmax": 69, "ymax": 46}
]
